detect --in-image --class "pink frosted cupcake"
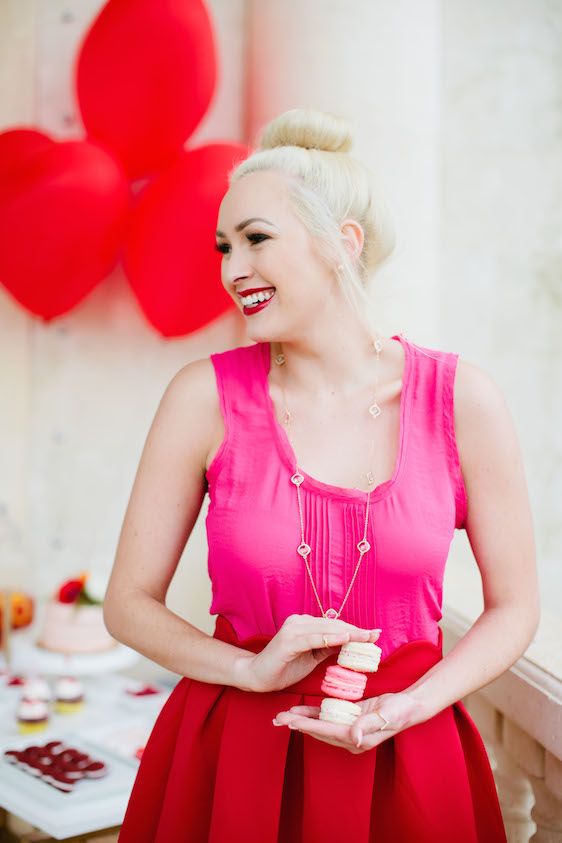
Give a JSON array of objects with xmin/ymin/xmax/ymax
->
[
  {"xmin": 54, "ymin": 676, "xmax": 84, "ymax": 713},
  {"xmin": 23, "ymin": 677, "xmax": 52, "ymax": 703},
  {"xmin": 17, "ymin": 698, "xmax": 50, "ymax": 734}
]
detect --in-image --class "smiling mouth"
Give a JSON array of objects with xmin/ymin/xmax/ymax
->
[{"xmin": 241, "ymin": 289, "xmax": 276, "ymax": 314}]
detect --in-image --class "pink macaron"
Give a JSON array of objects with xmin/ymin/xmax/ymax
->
[{"xmin": 321, "ymin": 664, "xmax": 367, "ymax": 701}]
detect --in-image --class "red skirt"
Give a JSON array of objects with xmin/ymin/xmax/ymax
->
[{"xmin": 118, "ymin": 616, "xmax": 507, "ymax": 843}]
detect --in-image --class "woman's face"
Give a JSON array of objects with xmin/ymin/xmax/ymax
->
[{"xmin": 215, "ymin": 170, "xmax": 340, "ymax": 343}]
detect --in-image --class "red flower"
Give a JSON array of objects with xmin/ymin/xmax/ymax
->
[{"xmin": 57, "ymin": 579, "xmax": 84, "ymax": 604}]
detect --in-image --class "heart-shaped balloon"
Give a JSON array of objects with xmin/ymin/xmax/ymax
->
[
  {"xmin": 0, "ymin": 128, "xmax": 53, "ymax": 188},
  {"xmin": 123, "ymin": 142, "xmax": 250, "ymax": 337},
  {"xmin": 76, "ymin": 0, "xmax": 217, "ymax": 180},
  {"xmin": 0, "ymin": 133, "xmax": 131, "ymax": 320}
]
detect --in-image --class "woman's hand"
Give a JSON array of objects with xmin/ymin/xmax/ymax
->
[
  {"xmin": 245, "ymin": 614, "xmax": 382, "ymax": 693},
  {"xmin": 273, "ymin": 691, "xmax": 427, "ymax": 753}
]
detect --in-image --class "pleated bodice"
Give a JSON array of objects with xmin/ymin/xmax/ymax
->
[{"xmin": 205, "ymin": 334, "xmax": 467, "ymax": 659}]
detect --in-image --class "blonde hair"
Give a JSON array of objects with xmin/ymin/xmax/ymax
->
[{"xmin": 227, "ymin": 108, "xmax": 396, "ymax": 329}]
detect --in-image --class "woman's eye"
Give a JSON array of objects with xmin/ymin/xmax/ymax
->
[
  {"xmin": 247, "ymin": 233, "xmax": 269, "ymax": 245},
  {"xmin": 214, "ymin": 233, "xmax": 269, "ymax": 254}
]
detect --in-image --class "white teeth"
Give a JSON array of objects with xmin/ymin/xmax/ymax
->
[{"xmin": 241, "ymin": 289, "xmax": 275, "ymax": 306}]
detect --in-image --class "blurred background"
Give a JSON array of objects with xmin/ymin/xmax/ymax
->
[{"xmin": 0, "ymin": 1, "xmax": 560, "ymax": 841}]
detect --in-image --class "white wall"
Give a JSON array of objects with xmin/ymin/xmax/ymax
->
[{"xmin": 440, "ymin": 0, "xmax": 562, "ymax": 615}]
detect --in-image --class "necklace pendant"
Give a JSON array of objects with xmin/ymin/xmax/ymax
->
[
  {"xmin": 274, "ymin": 353, "xmax": 285, "ymax": 365},
  {"xmin": 357, "ymin": 539, "xmax": 371, "ymax": 554},
  {"xmin": 369, "ymin": 401, "xmax": 381, "ymax": 418},
  {"xmin": 297, "ymin": 542, "xmax": 311, "ymax": 558},
  {"xmin": 291, "ymin": 472, "xmax": 304, "ymax": 486},
  {"xmin": 325, "ymin": 608, "xmax": 338, "ymax": 619}
]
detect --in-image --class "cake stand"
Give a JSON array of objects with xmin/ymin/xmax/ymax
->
[{"xmin": 1, "ymin": 624, "xmax": 139, "ymax": 677}]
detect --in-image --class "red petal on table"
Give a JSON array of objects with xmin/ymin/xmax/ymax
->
[{"xmin": 125, "ymin": 684, "xmax": 161, "ymax": 696}]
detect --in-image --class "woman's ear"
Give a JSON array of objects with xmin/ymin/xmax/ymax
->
[{"xmin": 340, "ymin": 218, "xmax": 364, "ymax": 262}]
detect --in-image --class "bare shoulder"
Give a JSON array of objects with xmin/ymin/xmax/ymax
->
[
  {"xmin": 453, "ymin": 357, "xmax": 518, "ymax": 458},
  {"xmin": 452, "ymin": 357, "xmax": 528, "ymax": 526},
  {"xmin": 167, "ymin": 355, "xmax": 218, "ymax": 402},
  {"xmin": 454, "ymin": 357, "xmax": 511, "ymax": 418},
  {"xmin": 451, "ymin": 357, "xmax": 538, "ymax": 622},
  {"xmin": 157, "ymin": 356, "xmax": 221, "ymax": 473},
  {"xmin": 104, "ymin": 356, "xmax": 222, "ymax": 610}
]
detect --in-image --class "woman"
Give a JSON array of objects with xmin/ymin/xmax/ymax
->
[{"xmin": 107, "ymin": 109, "xmax": 539, "ymax": 842}]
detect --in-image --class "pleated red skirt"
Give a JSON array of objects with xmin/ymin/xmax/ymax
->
[{"xmin": 118, "ymin": 616, "xmax": 507, "ymax": 843}]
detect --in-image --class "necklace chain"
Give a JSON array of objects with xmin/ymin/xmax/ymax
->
[{"xmin": 276, "ymin": 335, "xmax": 383, "ymax": 620}]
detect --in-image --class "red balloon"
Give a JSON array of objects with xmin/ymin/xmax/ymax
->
[
  {"xmin": 123, "ymin": 142, "xmax": 250, "ymax": 337},
  {"xmin": 0, "ymin": 135, "xmax": 130, "ymax": 320},
  {"xmin": 75, "ymin": 0, "xmax": 217, "ymax": 180},
  {"xmin": 0, "ymin": 128, "xmax": 53, "ymax": 187}
]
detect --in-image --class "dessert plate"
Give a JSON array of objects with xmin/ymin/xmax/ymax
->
[{"xmin": 0, "ymin": 732, "xmax": 135, "ymax": 806}]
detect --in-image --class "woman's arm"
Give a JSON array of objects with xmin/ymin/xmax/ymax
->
[
  {"xmin": 103, "ymin": 358, "xmax": 256, "ymax": 691},
  {"xmin": 404, "ymin": 358, "xmax": 541, "ymax": 721}
]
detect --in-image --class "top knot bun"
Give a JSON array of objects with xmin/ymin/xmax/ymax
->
[{"xmin": 258, "ymin": 108, "xmax": 353, "ymax": 154}]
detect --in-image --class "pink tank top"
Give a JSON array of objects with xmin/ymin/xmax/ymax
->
[{"xmin": 205, "ymin": 334, "xmax": 467, "ymax": 659}]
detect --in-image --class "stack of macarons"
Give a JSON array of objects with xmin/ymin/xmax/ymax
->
[{"xmin": 319, "ymin": 638, "xmax": 382, "ymax": 725}]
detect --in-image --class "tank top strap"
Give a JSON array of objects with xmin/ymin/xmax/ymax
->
[
  {"xmin": 401, "ymin": 336, "xmax": 468, "ymax": 530},
  {"xmin": 206, "ymin": 342, "xmax": 271, "ymax": 490}
]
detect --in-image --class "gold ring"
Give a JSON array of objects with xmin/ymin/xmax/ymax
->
[
  {"xmin": 322, "ymin": 635, "xmax": 329, "ymax": 649},
  {"xmin": 377, "ymin": 712, "xmax": 392, "ymax": 731}
]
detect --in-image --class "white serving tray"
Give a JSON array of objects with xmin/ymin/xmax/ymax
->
[{"xmin": 0, "ymin": 732, "xmax": 137, "ymax": 839}]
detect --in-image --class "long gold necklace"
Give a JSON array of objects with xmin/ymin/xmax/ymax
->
[{"xmin": 273, "ymin": 335, "xmax": 383, "ymax": 620}]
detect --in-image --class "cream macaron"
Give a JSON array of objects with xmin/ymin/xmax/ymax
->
[
  {"xmin": 337, "ymin": 640, "xmax": 382, "ymax": 673},
  {"xmin": 319, "ymin": 696, "xmax": 362, "ymax": 725}
]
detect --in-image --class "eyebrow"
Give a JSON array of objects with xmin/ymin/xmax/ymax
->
[{"xmin": 215, "ymin": 217, "xmax": 278, "ymax": 238}]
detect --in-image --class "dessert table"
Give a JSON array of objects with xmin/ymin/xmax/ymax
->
[{"xmin": 0, "ymin": 622, "xmax": 173, "ymax": 842}]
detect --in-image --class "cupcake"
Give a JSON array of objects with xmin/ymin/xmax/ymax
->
[
  {"xmin": 54, "ymin": 676, "xmax": 84, "ymax": 713},
  {"xmin": 17, "ymin": 697, "xmax": 50, "ymax": 734},
  {"xmin": 23, "ymin": 676, "xmax": 52, "ymax": 703}
]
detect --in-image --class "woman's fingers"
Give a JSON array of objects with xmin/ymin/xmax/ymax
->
[
  {"xmin": 281, "ymin": 616, "xmax": 382, "ymax": 656},
  {"xmin": 309, "ymin": 629, "xmax": 381, "ymax": 651},
  {"xmin": 289, "ymin": 705, "xmax": 320, "ymax": 716},
  {"xmin": 275, "ymin": 704, "xmax": 320, "ymax": 722},
  {"xmin": 310, "ymin": 622, "xmax": 382, "ymax": 640},
  {"xmin": 351, "ymin": 709, "xmax": 390, "ymax": 741},
  {"xmin": 288, "ymin": 615, "xmax": 382, "ymax": 641}
]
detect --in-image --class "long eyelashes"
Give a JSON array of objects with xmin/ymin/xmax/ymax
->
[{"xmin": 215, "ymin": 233, "xmax": 270, "ymax": 255}]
